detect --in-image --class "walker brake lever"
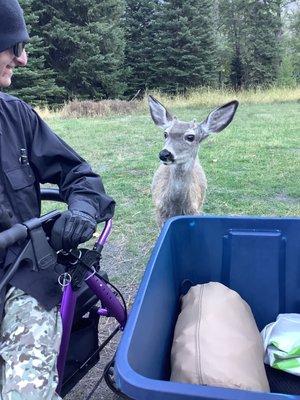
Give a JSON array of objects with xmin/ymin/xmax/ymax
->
[{"xmin": 60, "ymin": 249, "xmax": 101, "ymax": 291}]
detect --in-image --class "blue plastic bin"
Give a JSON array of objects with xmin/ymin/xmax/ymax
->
[{"xmin": 115, "ymin": 215, "xmax": 300, "ymax": 400}]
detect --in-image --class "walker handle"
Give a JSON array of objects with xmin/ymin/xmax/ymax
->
[{"xmin": 0, "ymin": 224, "xmax": 28, "ymax": 250}]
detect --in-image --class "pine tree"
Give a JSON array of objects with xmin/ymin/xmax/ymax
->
[
  {"xmin": 32, "ymin": 0, "xmax": 126, "ymax": 100},
  {"xmin": 6, "ymin": 0, "xmax": 65, "ymax": 106},
  {"xmin": 290, "ymin": 8, "xmax": 300, "ymax": 83},
  {"xmin": 218, "ymin": 0, "xmax": 245, "ymax": 89},
  {"xmin": 218, "ymin": 0, "xmax": 283, "ymax": 89},
  {"xmin": 124, "ymin": 0, "xmax": 158, "ymax": 97},
  {"xmin": 242, "ymin": 0, "xmax": 282, "ymax": 88},
  {"xmin": 151, "ymin": 0, "xmax": 218, "ymax": 94}
]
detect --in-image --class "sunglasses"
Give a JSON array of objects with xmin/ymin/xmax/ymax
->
[{"xmin": 11, "ymin": 42, "xmax": 26, "ymax": 58}]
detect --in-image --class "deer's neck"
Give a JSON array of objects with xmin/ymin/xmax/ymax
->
[{"xmin": 168, "ymin": 158, "xmax": 197, "ymax": 199}]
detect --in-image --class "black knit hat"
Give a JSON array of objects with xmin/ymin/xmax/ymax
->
[{"xmin": 0, "ymin": 0, "xmax": 29, "ymax": 53}]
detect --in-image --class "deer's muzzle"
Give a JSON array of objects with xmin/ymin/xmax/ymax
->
[{"xmin": 159, "ymin": 149, "xmax": 174, "ymax": 163}]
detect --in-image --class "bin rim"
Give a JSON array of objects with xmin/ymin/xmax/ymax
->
[
  {"xmin": 116, "ymin": 347, "xmax": 296, "ymax": 400},
  {"xmin": 164, "ymin": 214, "xmax": 300, "ymax": 225}
]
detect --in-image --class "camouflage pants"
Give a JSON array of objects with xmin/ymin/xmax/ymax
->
[{"xmin": 0, "ymin": 287, "xmax": 63, "ymax": 400}]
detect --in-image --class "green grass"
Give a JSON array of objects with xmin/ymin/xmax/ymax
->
[{"xmin": 42, "ymin": 100, "xmax": 300, "ymax": 291}]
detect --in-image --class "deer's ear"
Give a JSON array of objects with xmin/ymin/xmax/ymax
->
[
  {"xmin": 148, "ymin": 95, "xmax": 173, "ymax": 129},
  {"xmin": 201, "ymin": 100, "xmax": 239, "ymax": 134}
]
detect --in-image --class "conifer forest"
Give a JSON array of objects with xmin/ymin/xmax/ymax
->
[{"xmin": 6, "ymin": 0, "xmax": 300, "ymax": 105}]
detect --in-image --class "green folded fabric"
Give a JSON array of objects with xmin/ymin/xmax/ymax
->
[{"xmin": 261, "ymin": 314, "xmax": 300, "ymax": 376}]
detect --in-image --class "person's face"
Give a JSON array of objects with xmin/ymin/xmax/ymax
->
[{"xmin": 0, "ymin": 48, "xmax": 28, "ymax": 88}]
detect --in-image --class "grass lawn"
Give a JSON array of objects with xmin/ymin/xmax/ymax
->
[{"xmin": 42, "ymin": 100, "xmax": 300, "ymax": 297}]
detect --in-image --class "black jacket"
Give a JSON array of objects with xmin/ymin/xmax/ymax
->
[{"xmin": 0, "ymin": 92, "xmax": 115, "ymax": 310}]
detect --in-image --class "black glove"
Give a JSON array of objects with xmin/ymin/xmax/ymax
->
[{"xmin": 50, "ymin": 209, "xmax": 97, "ymax": 251}]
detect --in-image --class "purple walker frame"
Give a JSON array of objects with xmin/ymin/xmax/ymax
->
[
  {"xmin": 0, "ymin": 190, "xmax": 126, "ymax": 397},
  {"xmin": 56, "ymin": 219, "xmax": 127, "ymax": 395}
]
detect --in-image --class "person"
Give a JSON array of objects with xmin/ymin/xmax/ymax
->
[{"xmin": 0, "ymin": 1, "xmax": 115, "ymax": 399}]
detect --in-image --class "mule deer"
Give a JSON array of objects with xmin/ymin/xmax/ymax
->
[{"xmin": 148, "ymin": 95, "xmax": 238, "ymax": 227}]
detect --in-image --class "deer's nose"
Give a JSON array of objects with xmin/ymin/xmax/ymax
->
[{"xmin": 159, "ymin": 149, "xmax": 174, "ymax": 162}]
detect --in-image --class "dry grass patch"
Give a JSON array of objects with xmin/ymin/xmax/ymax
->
[
  {"xmin": 35, "ymin": 105, "xmax": 60, "ymax": 119},
  {"xmin": 36, "ymin": 87, "xmax": 300, "ymax": 119},
  {"xmin": 61, "ymin": 99, "xmax": 141, "ymax": 118},
  {"xmin": 147, "ymin": 86, "xmax": 300, "ymax": 109}
]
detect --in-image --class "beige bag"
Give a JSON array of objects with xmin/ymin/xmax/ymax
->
[{"xmin": 171, "ymin": 282, "xmax": 270, "ymax": 392}]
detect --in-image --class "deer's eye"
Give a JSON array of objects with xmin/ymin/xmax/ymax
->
[
  {"xmin": 185, "ymin": 134, "xmax": 195, "ymax": 142},
  {"xmin": 164, "ymin": 132, "xmax": 168, "ymax": 139}
]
